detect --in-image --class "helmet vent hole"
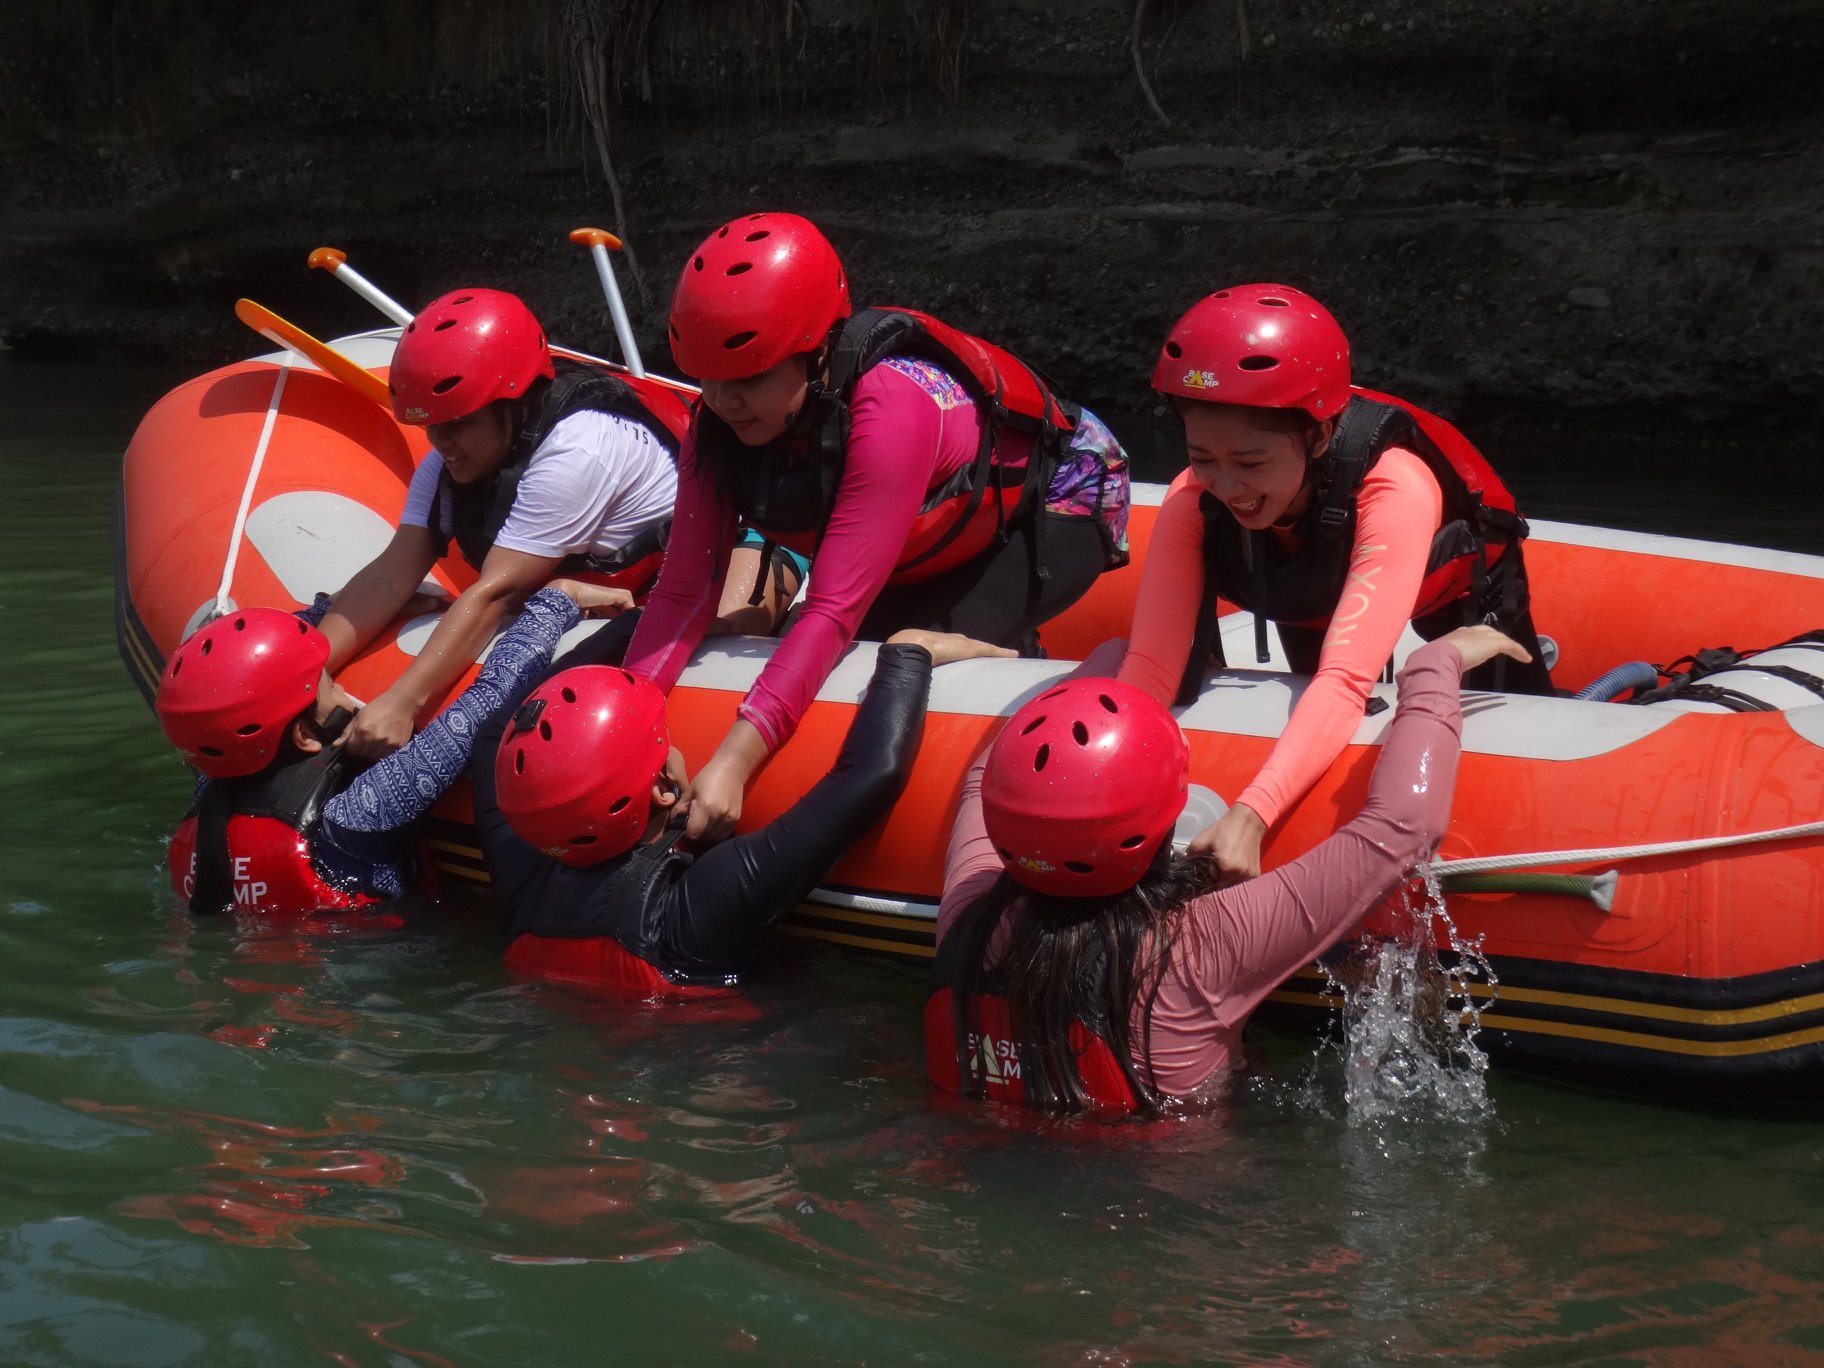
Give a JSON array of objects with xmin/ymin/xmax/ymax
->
[
  {"xmin": 431, "ymin": 376, "xmax": 463, "ymax": 394},
  {"xmin": 1119, "ymin": 833, "xmax": 1148, "ymax": 850},
  {"xmin": 607, "ymin": 797, "xmax": 630, "ymax": 815},
  {"xmin": 450, "ymin": 295, "xmax": 475, "ymax": 306},
  {"xmin": 1164, "ymin": 341, "xmax": 1182, "ymax": 359},
  {"xmin": 296, "ymin": 620, "xmax": 308, "ymax": 634},
  {"xmin": 571, "ymin": 835, "xmax": 597, "ymax": 846},
  {"xmin": 619, "ymin": 669, "xmax": 636, "ymax": 685},
  {"xmin": 1019, "ymin": 714, "xmax": 1047, "ymax": 735},
  {"xmin": 1097, "ymin": 693, "xmax": 1118, "ymax": 713},
  {"xmin": 1071, "ymin": 720, "xmax": 1089, "ymax": 746},
  {"xmin": 1037, "ymin": 686, "xmax": 1067, "ymax": 701},
  {"xmin": 200, "ymin": 639, "xmax": 213, "ymax": 656},
  {"xmin": 744, "ymin": 230, "xmax": 770, "ymax": 242},
  {"xmin": 1258, "ymin": 296, "xmax": 1289, "ymax": 307},
  {"xmin": 538, "ymin": 720, "xmax": 553, "ymax": 741},
  {"xmin": 693, "ymin": 256, "xmax": 706, "ymax": 271},
  {"xmin": 232, "ymin": 617, "xmax": 247, "ymax": 631},
  {"xmin": 200, "ymin": 746, "xmax": 224, "ymax": 757},
  {"xmin": 236, "ymin": 723, "xmax": 261, "ymax": 736},
  {"xmin": 1064, "ymin": 861, "xmax": 1094, "ymax": 874},
  {"xmin": 433, "ymin": 318, "xmax": 457, "ymax": 331},
  {"xmin": 560, "ymin": 687, "xmax": 576, "ymax": 704},
  {"xmin": 1213, "ymin": 290, "xmax": 1231, "ymax": 299},
  {"xmin": 1033, "ymin": 744, "xmax": 1050, "ymax": 771},
  {"xmin": 725, "ymin": 262, "xmax": 753, "ymax": 277},
  {"xmin": 1238, "ymin": 356, "xmax": 1279, "ymax": 371},
  {"xmin": 171, "ymin": 659, "xmax": 183, "ymax": 675},
  {"xmin": 996, "ymin": 847, "xmax": 1015, "ymax": 862},
  {"xmin": 723, "ymin": 330, "xmax": 758, "ymax": 351},
  {"xmin": 513, "ymin": 750, "xmax": 525, "ymax": 775},
  {"xmin": 718, "ymin": 225, "xmax": 731, "ymax": 237}
]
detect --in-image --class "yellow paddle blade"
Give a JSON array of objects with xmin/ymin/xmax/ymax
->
[{"xmin": 234, "ymin": 298, "xmax": 393, "ymax": 411}]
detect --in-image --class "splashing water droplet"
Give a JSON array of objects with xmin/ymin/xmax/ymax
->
[{"xmin": 1308, "ymin": 869, "xmax": 1496, "ymax": 1124}]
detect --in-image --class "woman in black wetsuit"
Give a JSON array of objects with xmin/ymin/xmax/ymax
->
[{"xmin": 467, "ymin": 627, "xmax": 1009, "ymax": 991}]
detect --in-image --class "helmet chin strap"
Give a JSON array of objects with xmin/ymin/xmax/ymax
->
[{"xmin": 1273, "ymin": 429, "xmax": 1334, "ymax": 529}]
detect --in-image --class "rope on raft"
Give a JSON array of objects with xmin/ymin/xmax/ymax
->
[
  {"xmin": 211, "ymin": 353, "xmax": 293, "ymax": 619},
  {"xmin": 806, "ymin": 818, "xmax": 1824, "ymax": 920},
  {"xmin": 1425, "ymin": 816, "xmax": 1824, "ymax": 877}
]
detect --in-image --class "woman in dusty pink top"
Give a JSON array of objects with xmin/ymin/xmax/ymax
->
[
  {"xmin": 929, "ymin": 627, "xmax": 1529, "ymax": 1113},
  {"xmin": 625, "ymin": 213, "xmax": 1131, "ymax": 843},
  {"xmin": 1119, "ymin": 285, "xmax": 1554, "ymax": 884}
]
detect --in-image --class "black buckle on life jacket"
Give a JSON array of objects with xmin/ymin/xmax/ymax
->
[{"xmin": 1317, "ymin": 503, "xmax": 1352, "ymax": 536}]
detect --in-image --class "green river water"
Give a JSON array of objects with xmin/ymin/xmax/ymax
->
[{"xmin": 3, "ymin": 357, "xmax": 1822, "ymax": 1366}]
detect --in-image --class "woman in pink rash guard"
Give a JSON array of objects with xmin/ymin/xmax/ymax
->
[
  {"xmin": 1118, "ymin": 285, "xmax": 1554, "ymax": 885},
  {"xmin": 624, "ymin": 213, "xmax": 1131, "ymax": 843},
  {"xmin": 927, "ymin": 627, "xmax": 1530, "ymax": 1114}
]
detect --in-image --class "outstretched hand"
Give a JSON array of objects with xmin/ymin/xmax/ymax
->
[
  {"xmin": 1187, "ymin": 803, "xmax": 1267, "ymax": 885},
  {"xmin": 1435, "ymin": 625, "xmax": 1531, "ymax": 674},
  {"xmin": 884, "ymin": 628, "xmax": 1018, "ymax": 667},
  {"xmin": 681, "ymin": 758, "xmax": 744, "ymax": 846},
  {"xmin": 547, "ymin": 579, "xmax": 637, "ymax": 620},
  {"xmin": 337, "ymin": 690, "xmax": 416, "ymax": 761}
]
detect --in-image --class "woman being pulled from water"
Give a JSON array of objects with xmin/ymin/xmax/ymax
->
[
  {"xmin": 1121, "ymin": 286, "xmax": 1556, "ymax": 884},
  {"xmin": 927, "ymin": 626, "xmax": 1529, "ymax": 1115},
  {"xmin": 623, "ymin": 213, "xmax": 1132, "ymax": 845}
]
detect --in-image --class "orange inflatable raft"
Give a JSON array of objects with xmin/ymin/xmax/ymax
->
[{"xmin": 116, "ymin": 329, "xmax": 1824, "ymax": 1103}]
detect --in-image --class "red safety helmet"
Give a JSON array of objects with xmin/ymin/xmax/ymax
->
[
  {"xmin": 1151, "ymin": 284, "xmax": 1352, "ymax": 419},
  {"xmin": 389, "ymin": 288, "xmax": 556, "ymax": 426},
  {"xmin": 982, "ymin": 679, "xmax": 1190, "ymax": 899},
  {"xmin": 668, "ymin": 212, "xmax": 851, "ymax": 381},
  {"xmin": 155, "ymin": 608, "xmax": 330, "ymax": 779},
  {"xmin": 495, "ymin": 666, "xmax": 672, "ymax": 867}
]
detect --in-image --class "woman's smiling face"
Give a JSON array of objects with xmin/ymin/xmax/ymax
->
[{"xmin": 1179, "ymin": 402, "xmax": 1328, "ymax": 530}]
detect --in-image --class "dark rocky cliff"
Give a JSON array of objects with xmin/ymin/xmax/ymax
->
[{"xmin": 4, "ymin": 0, "xmax": 1819, "ymax": 456}]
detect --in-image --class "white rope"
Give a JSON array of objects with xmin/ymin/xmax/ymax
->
[
  {"xmin": 804, "ymin": 887, "xmax": 937, "ymax": 918},
  {"xmin": 1428, "ymin": 818, "xmax": 1824, "ymax": 877},
  {"xmin": 807, "ymin": 819, "xmax": 1824, "ymax": 920},
  {"xmin": 211, "ymin": 355, "xmax": 292, "ymax": 616}
]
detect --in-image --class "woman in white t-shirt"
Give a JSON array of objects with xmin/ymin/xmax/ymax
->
[{"xmin": 319, "ymin": 288, "xmax": 685, "ymax": 759}]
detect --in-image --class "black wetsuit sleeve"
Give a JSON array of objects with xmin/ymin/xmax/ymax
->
[
  {"xmin": 662, "ymin": 642, "xmax": 933, "ymax": 971},
  {"xmin": 545, "ymin": 608, "xmax": 642, "ymax": 677}
]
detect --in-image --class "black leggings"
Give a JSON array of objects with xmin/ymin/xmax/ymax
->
[{"xmin": 858, "ymin": 512, "xmax": 1111, "ymax": 656}]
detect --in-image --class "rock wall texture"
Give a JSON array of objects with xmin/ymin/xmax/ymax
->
[{"xmin": 3, "ymin": 0, "xmax": 1819, "ymax": 451}]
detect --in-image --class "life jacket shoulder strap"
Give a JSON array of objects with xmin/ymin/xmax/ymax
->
[{"xmin": 187, "ymin": 750, "xmax": 351, "ymax": 914}]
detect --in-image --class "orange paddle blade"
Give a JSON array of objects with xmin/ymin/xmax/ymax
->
[{"xmin": 234, "ymin": 298, "xmax": 392, "ymax": 411}]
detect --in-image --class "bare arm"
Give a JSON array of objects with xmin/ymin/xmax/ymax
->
[
  {"xmin": 318, "ymin": 524, "xmax": 442, "ymax": 672},
  {"xmin": 339, "ymin": 545, "xmax": 561, "ymax": 759}
]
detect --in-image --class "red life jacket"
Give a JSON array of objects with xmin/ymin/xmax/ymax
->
[
  {"xmin": 924, "ymin": 927, "xmax": 1142, "ymax": 1115},
  {"xmin": 923, "ymin": 988, "xmax": 1138, "ymax": 1114},
  {"xmin": 503, "ymin": 933, "xmax": 730, "ymax": 999},
  {"xmin": 168, "ymin": 751, "xmax": 377, "ymax": 918},
  {"xmin": 501, "ymin": 825, "xmax": 735, "ymax": 999},
  {"xmin": 426, "ymin": 358, "xmax": 690, "ymax": 594},
  {"xmin": 694, "ymin": 307, "xmax": 1079, "ymax": 584},
  {"xmin": 1180, "ymin": 388, "xmax": 1529, "ymax": 694}
]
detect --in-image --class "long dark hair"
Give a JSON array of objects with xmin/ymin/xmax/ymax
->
[{"xmin": 945, "ymin": 846, "xmax": 1223, "ymax": 1115}]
